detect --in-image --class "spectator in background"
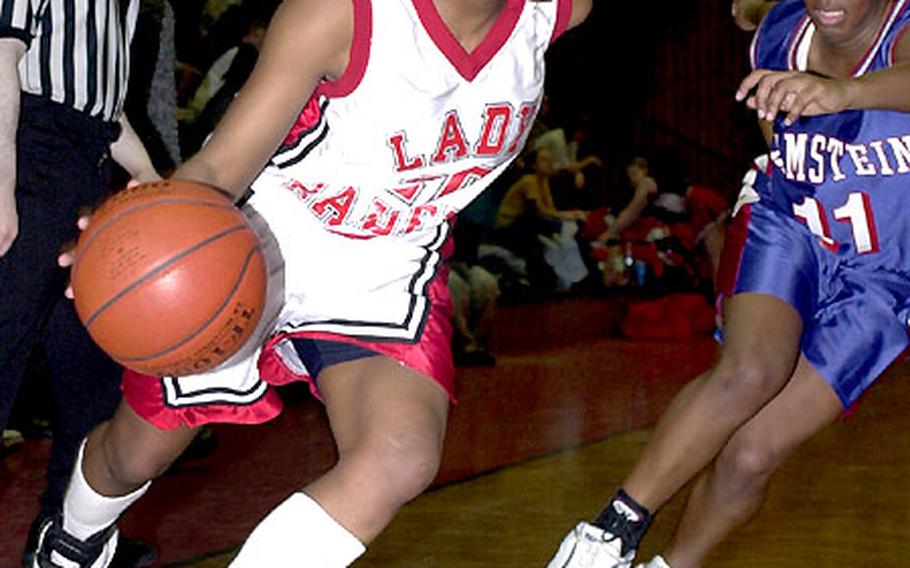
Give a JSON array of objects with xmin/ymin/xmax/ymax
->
[
  {"xmin": 449, "ymin": 214, "xmax": 499, "ymax": 367},
  {"xmin": 496, "ymin": 150, "xmax": 588, "ymax": 236},
  {"xmin": 495, "ymin": 149, "xmax": 589, "ymax": 292},
  {"xmin": 595, "ymin": 156, "xmax": 659, "ymax": 244},
  {"xmin": 179, "ymin": 15, "xmax": 268, "ymax": 155},
  {"xmin": 530, "ymin": 96, "xmax": 604, "ymax": 202}
]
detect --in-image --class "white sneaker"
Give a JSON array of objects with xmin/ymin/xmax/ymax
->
[
  {"xmin": 635, "ymin": 555, "xmax": 671, "ymax": 568},
  {"xmin": 32, "ymin": 515, "xmax": 118, "ymax": 568},
  {"xmin": 547, "ymin": 521, "xmax": 635, "ymax": 568}
]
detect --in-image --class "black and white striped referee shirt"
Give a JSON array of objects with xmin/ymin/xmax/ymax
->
[{"xmin": 0, "ymin": 0, "xmax": 139, "ymax": 122}]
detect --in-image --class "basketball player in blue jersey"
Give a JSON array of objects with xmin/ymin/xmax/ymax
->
[
  {"xmin": 548, "ymin": 1, "xmax": 910, "ymax": 567},
  {"xmin": 35, "ymin": 0, "xmax": 592, "ymax": 567}
]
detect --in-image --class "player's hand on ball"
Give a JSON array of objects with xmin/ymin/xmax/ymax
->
[
  {"xmin": 59, "ymin": 179, "xmax": 149, "ymax": 298},
  {"xmin": 736, "ymin": 69, "xmax": 852, "ymax": 126},
  {"xmin": 59, "ymin": 210, "xmax": 93, "ymax": 299}
]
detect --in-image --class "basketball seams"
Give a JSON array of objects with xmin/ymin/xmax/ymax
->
[
  {"xmin": 73, "ymin": 197, "xmax": 241, "ymax": 278},
  {"xmin": 74, "ymin": 181, "xmax": 267, "ymax": 376},
  {"xmin": 111, "ymin": 245, "xmax": 265, "ymax": 368},
  {"xmin": 83, "ymin": 224, "xmax": 252, "ymax": 327}
]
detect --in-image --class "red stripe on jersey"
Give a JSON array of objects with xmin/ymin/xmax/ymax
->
[
  {"xmin": 413, "ymin": 0, "xmax": 524, "ymax": 81},
  {"xmin": 281, "ymin": 95, "xmax": 323, "ymax": 147},
  {"xmin": 852, "ymin": 0, "xmax": 906, "ymax": 75},
  {"xmin": 320, "ymin": 0, "xmax": 373, "ymax": 98},
  {"xmin": 550, "ymin": 0, "xmax": 573, "ymax": 44}
]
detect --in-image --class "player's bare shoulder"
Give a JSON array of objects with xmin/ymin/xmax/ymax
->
[
  {"xmin": 262, "ymin": 0, "xmax": 354, "ymax": 82},
  {"xmin": 568, "ymin": 0, "xmax": 593, "ymax": 29}
]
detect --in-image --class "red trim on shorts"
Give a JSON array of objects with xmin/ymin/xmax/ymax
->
[
  {"xmin": 260, "ymin": 266, "xmax": 456, "ymax": 402},
  {"xmin": 120, "ymin": 229, "xmax": 457, "ymax": 429},
  {"xmin": 550, "ymin": 0, "xmax": 573, "ymax": 44},
  {"xmin": 412, "ymin": 0, "xmax": 524, "ymax": 81},
  {"xmin": 121, "ymin": 368, "xmax": 284, "ymax": 430},
  {"xmin": 319, "ymin": 0, "xmax": 372, "ymax": 98},
  {"xmin": 714, "ymin": 204, "xmax": 752, "ymax": 316}
]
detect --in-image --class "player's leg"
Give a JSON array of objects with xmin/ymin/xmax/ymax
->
[
  {"xmin": 33, "ymin": 401, "xmax": 199, "ymax": 568},
  {"xmin": 230, "ymin": 354, "xmax": 449, "ymax": 566},
  {"xmin": 314, "ymin": 354, "xmax": 449, "ymax": 541},
  {"xmin": 638, "ymin": 259, "xmax": 910, "ymax": 567},
  {"xmin": 82, "ymin": 401, "xmax": 200, "ymax": 496},
  {"xmin": 624, "ymin": 292, "xmax": 802, "ymax": 507},
  {"xmin": 547, "ymin": 291, "xmax": 803, "ymax": 568},
  {"xmin": 652, "ymin": 356, "xmax": 842, "ymax": 568}
]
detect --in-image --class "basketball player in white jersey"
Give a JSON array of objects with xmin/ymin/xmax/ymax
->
[{"xmin": 35, "ymin": 0, "xmax": 592, "ymax": 566}]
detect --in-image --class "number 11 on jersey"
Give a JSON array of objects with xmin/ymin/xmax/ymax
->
[{"xmin": 793, "ymin": 191, "xmax": 880, "ymax": 254}]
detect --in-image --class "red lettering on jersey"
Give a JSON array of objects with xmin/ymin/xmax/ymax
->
[
  {"xmin": 388, "ymin": 133, "xmax": 425, "ymax": 172},
  {"xmin": 288, "ymin": 180, "xmax": 323, "ymax": 199},
  {"xmin": 476, "ymin": 104, "xmax": 513, "ymax": 156},
  {"xmin": 311, "ymin": 186, "xmax": 357, "ymax": 226},
  {"xmin": 391, "ymin": 182, "xmax": 424, "ymax": 203},
  {"xmin": 507, "ymin": 102, "xmax": 538, "ymax": 153},
  {"xmin": 436, "ymin": 166, "xmax": 491, "ymax": 199},
  {"xmin": 406, "ymin": 204, "xmax": 438, "ymax": 233},
  {"xmin": 432, "ymin": 111, "xmax": 469, "ymax": 164},
  {"xmin": 362, "ymin": 200, "xmax": 401, "ymax": 236}
]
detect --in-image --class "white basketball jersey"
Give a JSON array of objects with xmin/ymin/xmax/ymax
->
[{"xmin": 248, "ymin": 0, "xmax": 571, "ymax": 343}]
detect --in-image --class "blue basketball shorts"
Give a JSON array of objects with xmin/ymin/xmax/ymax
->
[{"xmin": 717, "ymin": 200, "xmax": 910, "ymax": 407}]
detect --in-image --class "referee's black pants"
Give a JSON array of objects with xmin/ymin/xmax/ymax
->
[{"xmin": 0, "ymin": 95, "xmax": 122, "ymax": 515}]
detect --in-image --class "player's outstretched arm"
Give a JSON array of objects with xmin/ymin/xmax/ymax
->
[
  {"xmin": 736, "ymin": 27, "xmax": 910, "ymax": 125},
  {"xmin": 174, "ymin": 0, "xmax": 353, "ymax": 199}
]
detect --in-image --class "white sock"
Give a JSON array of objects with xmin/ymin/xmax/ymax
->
[
  {"xmin": 229, "ymin": 492, "xmax": 366, "ymax": 567},
  {"xmin": 62, "ymin": 440, "xmax": 151, "ymax": 540}
]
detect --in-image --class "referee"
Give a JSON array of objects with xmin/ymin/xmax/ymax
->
[{"xmin": 0, "ymin": 0, "xmax": 159, "ymax": 566}]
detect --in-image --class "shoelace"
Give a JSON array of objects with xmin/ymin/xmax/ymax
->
[{"xmin": 596, "ymin": 514, "xmax": 648, "ymax": 557}]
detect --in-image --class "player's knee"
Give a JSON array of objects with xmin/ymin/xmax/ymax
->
[
  {"xmin": 364, "ymin": 431, "xmax": 442, "ymax": 505},
  {"xmin": 707, "ymin": 356, "xmax": 781, "ymax": 410},
  {"xmin": 716, "ymin": 430, "xmax": 781, "ymax": 485}
]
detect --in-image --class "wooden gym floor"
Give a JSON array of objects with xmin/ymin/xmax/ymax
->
[
  {"xmin": 172, "ymin": 367, "xmax": 910, "ymax": 568},
  {"xmin": 3, "ymin": 295, "xmax": 909, "ymax": 567}
]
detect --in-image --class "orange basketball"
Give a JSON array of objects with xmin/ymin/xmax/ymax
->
[{"xmin": 72, "ymin": 179, "xmax": 267, "ymax": 377}]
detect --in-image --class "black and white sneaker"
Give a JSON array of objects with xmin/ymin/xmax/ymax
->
[
  {"xmin": 548, "ymin": 491, "xmax": 652, "ymax": 568},
  {"xmin": 546, "ymin": 521, "xmax": 635, "ymax": 568},
  {"xmin": 31, "ymin": 515, "xmax": 119, "ymax": 568}
]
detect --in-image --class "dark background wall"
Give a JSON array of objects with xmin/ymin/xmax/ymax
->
[{"xmin": 544, "ymin": 0, "xmax": 769, "ymax": 201}]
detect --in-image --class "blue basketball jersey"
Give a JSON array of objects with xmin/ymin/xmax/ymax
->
[{"xmin": 752, "ymin": 0, "xmax": 910, "ymax": 269}]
